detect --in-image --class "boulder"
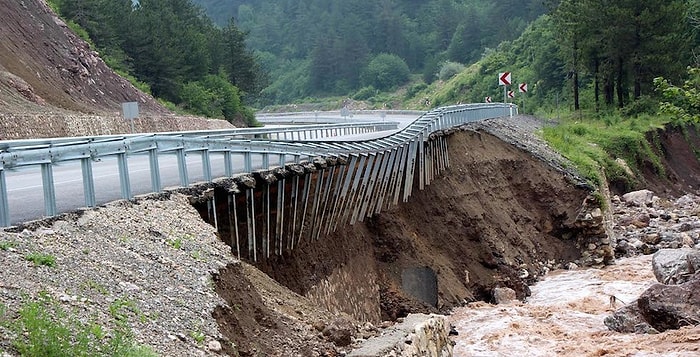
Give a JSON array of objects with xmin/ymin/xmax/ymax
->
[
  {"xmin": 604, "ymin": 301, "xmax": 656, "ymax": 334},
  {"xmin": 622, "ymin": 190, "xmax": 655, "ymax": 207},
  {"xmin": 492, "ymin": 287, "xmax": 517, "ymax": 305},
  {"xmin": 637, "ymin": 277, "xmax": 700, "ymax": 331},
  {"xmin": 651, "ymin": 248, "xmax": 700, "ymax": 284},
  {"xmin": 322, "ymin": 318, "xmax": 355, "ymax": 347}
]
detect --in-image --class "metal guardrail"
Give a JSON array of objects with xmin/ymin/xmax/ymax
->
[{"xmin": 0, "ymin": 104, "xmax": 516, "ymax": 227}]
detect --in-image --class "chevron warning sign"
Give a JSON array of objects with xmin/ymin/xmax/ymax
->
[{"xmin": 498, "ymin": 72, "xmax": 511, "ymax": 86}]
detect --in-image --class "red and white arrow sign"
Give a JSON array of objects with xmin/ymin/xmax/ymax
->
[
  {"xmin": 485, "ymin": 96, "xmax": 492, "ymax": 103},
  {"xmin": 508, "ymin": 91, "xmax": 515, "ymax": 98},
  {"xmin": 498, "ymin": 72, "xmax": 511, "ymax": 86},
  {"xmin": 519, "ymin": 83, "xmax": 528, "ymax": 93}
]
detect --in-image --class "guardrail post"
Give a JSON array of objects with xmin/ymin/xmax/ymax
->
[
  {"xmin": 201, "ymin": 150, "xmax": 212, "ymax": 182},
  {"xmin": 276, "ymin": 154, "xmax": 286, "ymax": 254},
  {"xmin": 228, "ymin": 193, "xmax": 240, "ymax": 260},
  {"xmin": 81, "ymin": 158, "xmax": 96, "ymax": 207},
  {"xmin": 116, "ymin": 153, "xmax": 132, "ymax": 200},
  {"xmin": 176, "ymin": 149, "xmax": 189, "ymax": 187},
  {"xmin": 244, "ymin": 152, "xmax": 252, "ymax": 172},
  {"xmin": 0, "ymin": 166, "xmax": 10, "ymax": 227},
  {"xmin": 418, "ymin": 132, "xmax": 425, "ymax": 191},
  {"xmin": 290, "ymin": 175, "xmax": 300, "ymax": 250},
  {"xmin": 246, "ymin": 188, "xmax": 257, "ymax": 262},
  {"xmin": 262, "ymin": 152, "xmax": 269, "ymax": 169},
  {"xmin": 41, "ymin": 163, "xmax": 57, "ymax": 216},
  {"xmin": 224, "ymin": 152, "xmax": 233, "ymax": 177},
  {"xmin": 148, "ymin": 149, "xmax": 162, "ymax": 192}
]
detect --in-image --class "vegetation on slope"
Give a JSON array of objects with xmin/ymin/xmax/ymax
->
[
  {"xmin": 192, "ymin": 0, "xmax": 548, "ymax": 105},
  {"xmin": 46, "ymin": 0, "xmax": 262, "ymax": 126},
  {"xmin": 410, "ymin": 0, "xmax": 700, "ymax": 191}
]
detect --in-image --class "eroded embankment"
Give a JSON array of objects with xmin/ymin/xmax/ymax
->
[
  {"xmin": 639, "ymin": 124, "xmax": 700, "ymax": 197},
  {"xmin": 229, "ymin": 127, "xmax": 598, "ymax": 326}
]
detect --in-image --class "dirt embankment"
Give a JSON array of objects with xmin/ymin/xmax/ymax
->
[
  {"xmin": 236, "ymin": 126, "xmax": 591, "ymax": 324},
  {"xmin": 638, "ymin": 124, "xmax": 700, "ymax": 197},
  {"xmin": 0, "ymin": 0, "xmax": 164, "ymax": 115}
]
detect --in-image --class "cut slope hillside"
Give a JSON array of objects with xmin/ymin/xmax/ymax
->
[
  {"xmin": 0, "ymin": 0, "xmax": 165, "ymax": 115},
  {"xmin": 0, "ymin": 0, "xmax": 235, "ymax": 139}
]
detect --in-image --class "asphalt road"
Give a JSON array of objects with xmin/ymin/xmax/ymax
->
[{"xmin": 3, "ymin": 112, "xmax": 422, "ymax": 225}]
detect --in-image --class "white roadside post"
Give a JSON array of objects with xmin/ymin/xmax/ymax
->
[{"xmin": 507, "ymin": 90, "xmax": 515, "ymax": 117}]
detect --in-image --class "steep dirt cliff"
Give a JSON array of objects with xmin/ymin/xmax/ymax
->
[{"xmin": 639, "ymin": 124, "xmax": 700, "ymax": 197}]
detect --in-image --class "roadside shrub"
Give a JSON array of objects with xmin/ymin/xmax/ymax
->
[
  {"xmin": 180, "ymin": 71, "xmax": 248, "ymax": 124},
  {"xmin": 405, "ymin": 83, "xmax": 428, "ymax": 99},
  {"xmin": 438, "ymin": 61, "xmax": 466, "ymax": 81},
  {"xmin": 621, "ymin": 96, "xmax": 660, "ymax": 118},
  {"xmin": 25, "ymin": 253, "xmax": 56, "ymax": 267},
  {"xmin": 353, "ymin": 86, "xmax": 377, "ymax": 101}
]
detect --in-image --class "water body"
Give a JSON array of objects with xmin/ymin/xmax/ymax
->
[{"xmin": 450, "ymin": 255, "xmax": 700, "ymax": 356}]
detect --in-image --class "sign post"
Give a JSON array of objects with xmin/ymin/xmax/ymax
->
[
  {"xmin": 121, "ymin": 102, "xmax": 139, "ymax": 134},
  {"xmin": 518, "ymin": 83, "xmax": 528, "ymax": 114},
  {"xmin": 498, "ymin": 72, "xmax": 511, "ymax": 103}
]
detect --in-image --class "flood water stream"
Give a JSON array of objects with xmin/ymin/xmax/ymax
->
[{"xmin": 449, "ymin": 255, "xmax": 700, "ymax": 356}]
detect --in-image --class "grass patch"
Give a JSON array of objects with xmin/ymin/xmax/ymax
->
[
  {"xmin": 0, "ymin": 292, "xmax": 156, "ymax": 357},
  {"xmin": 0, "ymin": 240, "xmax": 17, "ymax": 251},
  {"xmin": 167, "ymin": 237, "xmax": 183, "ymax": 250},
  {"xmin": 80, "ymin": 280, "xmax": 109, "ymax": 295},
  {"xmin": 109, "ymin": 298, "xmax": 147, "ymax": 325},
  {"xmin": 25, "ymin": 253, "xmax": 56, "ymax": 267},
  {"xmin": 542, "ymin": 111, "xmax": 670, "ymax": 191}
]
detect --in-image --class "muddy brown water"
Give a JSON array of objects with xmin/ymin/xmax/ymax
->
[{"xmin": 449, "ymin": 255, "xmax": 700, "ymax": 357}]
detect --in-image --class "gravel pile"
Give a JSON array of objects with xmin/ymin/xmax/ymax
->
[{"xmin": 0, "ymin": 194, "xmax": 236, "ymax": 356}]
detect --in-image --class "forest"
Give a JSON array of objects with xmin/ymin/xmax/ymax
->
[
  {"xmin": 48, "ymin": 0, "xmax": 700, "ymax": 121},
  {"xmin": 193, "ymin": 0, "xmax": 548, "ymax": 104}
]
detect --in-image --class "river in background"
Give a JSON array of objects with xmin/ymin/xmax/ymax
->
[{"xmin": 449, "ymin": 255, "xmax": 700, "ymax": 356}]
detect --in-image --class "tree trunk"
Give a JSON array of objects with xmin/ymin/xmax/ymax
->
[
  {"xmin": 616, "ymin": 57, "xmax": 625, "ymax": 108},
  {"xmin": 573, "ymin": 40, "xmax": 580, "ymax": 111},
  {"xmin": 594, "ymin": 58, "xmax": 600, "ymax": 112}
]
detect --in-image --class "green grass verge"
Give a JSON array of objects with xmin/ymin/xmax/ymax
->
[
  {"xmin": 541, "ymin": 110, "xmax": 670, "ymax": 191},
  {"xmin": 0, "ymin": 292, "xmax": 157, "ymax": 357}
]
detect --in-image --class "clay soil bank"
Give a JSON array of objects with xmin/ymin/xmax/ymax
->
[{"xmin": 213, "ymin": 124, "xmax": 597, "ymax": 355}]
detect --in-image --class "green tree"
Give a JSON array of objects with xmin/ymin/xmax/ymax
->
[
  {"xmin": 552, "ymin": 0, "xmax": 691, "ymax": 111},
  {"xmin": 360, "ymin": 53, "xmax": 410, "ymax": 90}
]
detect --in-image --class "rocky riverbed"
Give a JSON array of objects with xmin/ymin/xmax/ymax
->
[{"xmin": 450, "ymin": 190, "xmax": 700, "ymax": 356}]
